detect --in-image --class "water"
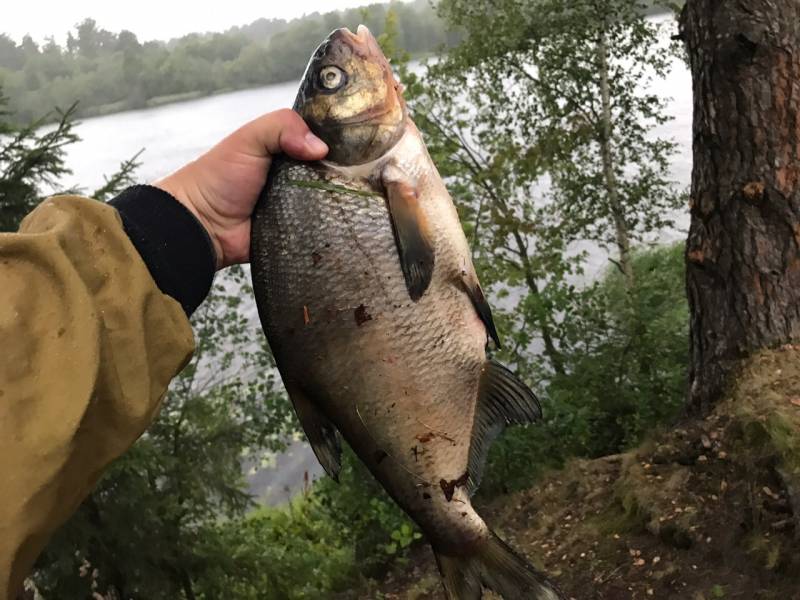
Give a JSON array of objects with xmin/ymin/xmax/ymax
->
[
  {"xmin": 56, "ymin": 47, "xmax": 693, "ymax": 505},
  {"xmin": 61, "ymin": 81, "xmax": 300, "ymax": 192}
]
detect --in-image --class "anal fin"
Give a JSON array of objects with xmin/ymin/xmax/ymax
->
[
  {"xmin": 286, "ymin": 384, "xmax": 342, "ymax": 482},
  {"xmin": 467, "ymin": 360, "xmax": 542, "ymax": 494}
]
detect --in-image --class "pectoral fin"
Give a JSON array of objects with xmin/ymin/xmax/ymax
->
[
  {"xmin": 384, "ymin": 177, "xmax": 435, "ymax": 301},
  {"xmin": 467, "ymin": 360, "xmax": 542, "ymax": 494},
  {"xmin": 286, "ymin": 384, "xmax": 342, "ymax": 482}
]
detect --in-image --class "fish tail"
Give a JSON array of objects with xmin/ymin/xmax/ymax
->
[{"xmin": 434, "ymin": 531, "xmax": 564, "ymax": 600}]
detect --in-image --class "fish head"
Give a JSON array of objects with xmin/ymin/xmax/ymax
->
[{"xmin": 294, "ymin": 25, "xmax": 407, "ymax": 165}]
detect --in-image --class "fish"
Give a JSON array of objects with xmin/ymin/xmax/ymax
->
[{"xmin": 250, "ymin": 25, "xmax": 564, "ymax": 600}]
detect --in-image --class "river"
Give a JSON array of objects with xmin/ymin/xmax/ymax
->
[{"xmin": 57, "ymin": 38, "xmax": 693, "ymax": 505}]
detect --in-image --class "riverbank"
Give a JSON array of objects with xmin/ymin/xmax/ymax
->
[
  {"xmin": 350, "ymin": 347, "xmax": 800, "ymax": 599},
  {"xmin": 77, "ymin": 89, "xmax": 222, "ymax": 119}
]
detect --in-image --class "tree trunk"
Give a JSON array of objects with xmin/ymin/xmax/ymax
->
[
  {"xmin": 598, "ymin": 33, "xmax": 635, "ymax": 294},
  {"xmin": 514, "ymin": 231, "xmax": 567, "ymax": 376},
  {"xmin": 178, "ymin": 567, "xmax": 196, "ymax": 600},
  {"xmin": 683, "ymin": 0, "xmax": 800, "ymax": 413}
]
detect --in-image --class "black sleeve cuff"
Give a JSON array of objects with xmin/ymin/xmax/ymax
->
[{"xmin": 109, "ymin": 185, "xmax": 216, "ymax": 316}]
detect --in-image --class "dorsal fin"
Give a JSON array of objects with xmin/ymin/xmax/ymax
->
[
  {"xmin": 467, "ymin": 360, "xmax": 542, "ymax": 494},
  {"xmin": 286, "ymin": 384, "xmax": 342, "ymax": 481}
]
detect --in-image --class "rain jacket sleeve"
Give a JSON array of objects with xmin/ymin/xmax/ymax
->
[{"xmin": 0, "ymin": 189, "xmax": 216, "ymax": 599}]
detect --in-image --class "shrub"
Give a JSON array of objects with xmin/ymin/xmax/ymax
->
[
  {"xmin": 195, "ymin": 448, "xmax": 420, "ymax": 599},
  {"xmin": 481, "ymin": 243, "xmax": 688, "ymax": 494}
]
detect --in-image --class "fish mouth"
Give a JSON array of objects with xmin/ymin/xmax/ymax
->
[
  {"xmin": 329, "ymin": 24, "xmax": 381, "ymax": 57},
  {"xmin": 320, "ymin": 105, "xmax": 400, "ymax": 127},
  {"xmin": 338, "ymin": 24, "xmax": 374, "ymax": 45}
]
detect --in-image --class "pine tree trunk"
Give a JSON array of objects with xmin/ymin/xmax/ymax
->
[{"xmin": 683, "ymin": 0, "xmax": 800, "ymax": 413}]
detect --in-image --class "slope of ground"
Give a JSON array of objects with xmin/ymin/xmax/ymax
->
[{"xmin": 354, "ymin": 347, "xmax": 800, "ymax": 599}]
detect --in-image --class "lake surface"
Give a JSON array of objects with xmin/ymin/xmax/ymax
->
[
  {"xmin": 57, "ymin": 39, "xmax": 693, "ymax": 505},
  {"xmin": 61, "ymin": 80, "xmax": 301, "ymax": 193}
]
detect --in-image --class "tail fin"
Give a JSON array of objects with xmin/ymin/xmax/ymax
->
[{"xmin": 434, "ymin": 532, "xmax": 564, "ymax": 600}]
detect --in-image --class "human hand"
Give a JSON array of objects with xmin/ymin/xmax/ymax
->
[{"xmin": 154, "ymin": 109, "xmax": 328, "ymax": 269}]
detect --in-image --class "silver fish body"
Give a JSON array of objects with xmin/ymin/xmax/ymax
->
[{"xmin": 253, "ymin": 129, "xmax": 489, "ymax": 549}]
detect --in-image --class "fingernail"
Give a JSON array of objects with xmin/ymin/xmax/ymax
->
[{"xmin": 304, "ymin": 131, "xmax": 328, "ymax": 154}]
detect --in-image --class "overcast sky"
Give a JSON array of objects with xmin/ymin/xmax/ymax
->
[{"xmin": 4, "ymin": 0, "xmax": 396, "ymax": 44}]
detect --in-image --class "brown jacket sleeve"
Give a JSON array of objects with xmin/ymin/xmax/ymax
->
[{"xmin": 0, "ymin": 196, "xmax": 195, "ymax": 599}]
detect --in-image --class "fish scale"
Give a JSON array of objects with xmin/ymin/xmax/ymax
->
[{"xmin": 252, "ymin": 158, "xmax": 483, "ymax": 511}]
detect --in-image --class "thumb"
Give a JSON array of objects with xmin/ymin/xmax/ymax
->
[{"xmin": 225, "ymin": 108, "xmax": 329, "ymax": 161}]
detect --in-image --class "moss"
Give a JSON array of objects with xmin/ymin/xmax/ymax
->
[
  {"xmin": 613, "ymin": 454, "xmax": 698, "ymax": 550},
  {"xmin": 764, "ymin": 412, "xmax": 800, "ymax": 475},
  {"xmin": 745, "ymin": 532, "xmax": 787, "ymax": 571},
  {"xmin": 405, "ymin": 574, "xmax": 440, "ymax": 599},
  {"xmin": 614, "ymin": 462, "xmax": 652, "ymax": 531},
  {"xmin": 725, "ymin": 349, "xmax": 800, "ymax": 513},
  {"xmin": 591, "ymin": 502, "xmax": 643, "ymax": 536}
]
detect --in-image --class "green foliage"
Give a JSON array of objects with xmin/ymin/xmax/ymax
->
[
  {"xmin": 196, "ymin": 500, "xmax": 356, "ymax": 599},
  {"xmin": 90, "ymin": 149, "xmax": 142, "ymax": 202},
  {"xmin": 481, "ymin": 244, "xmax": 688, "ymax": 494},
  {"xmin": 190, "ymin": 448, "xmax": 419, "ymax": 599},
  {"xmin": 405, "ymin": 0, "xmax": 683, "ymax": 380},
  {"xmin": 0, "ymin": 1, "xmax": 455, "ymax": 124},
  {"xmin": 0, "ymin": 92, "xmax": 78, "ymax": 231},
  {"xmin": 0, "ymin": 85, "xmax": 140, "ymax": 232},
  {"xmin": 312, "ymin": 449, "xmax": 420, "ymax": 574}
]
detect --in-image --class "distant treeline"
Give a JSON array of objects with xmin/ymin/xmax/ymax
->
[{"xmin": 0, "ymin": 0, "xmax": 456, "ymax": 123}]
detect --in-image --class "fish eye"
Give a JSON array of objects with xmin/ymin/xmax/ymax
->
[{"xmin": 318, "ymin": 66, "xmax": 346, "ymax": 91}]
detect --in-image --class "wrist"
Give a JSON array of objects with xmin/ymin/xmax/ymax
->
[
  {"xmin": 109, "ymin": 185, "xmax": 217, "ymax": 315},
  {"xmin": 153, "ymin": 171, "xmax": 224, "ymax": 269}
]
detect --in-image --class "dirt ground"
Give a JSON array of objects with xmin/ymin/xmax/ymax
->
[{"xmin": 353, "ymin": 347, "xmax": 800, "ymax": 599}]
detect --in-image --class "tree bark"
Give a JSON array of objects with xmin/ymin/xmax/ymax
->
[{"xmin": 683, "ymin": 0, "xmax": 800, "ymax": 413}]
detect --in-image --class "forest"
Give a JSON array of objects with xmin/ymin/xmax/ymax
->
[
  {"xmin": 3, "ymin": 0, "xmax": 800, "ymax": 598},
  {"xmin": 0, "ymin": 0, "xmax": 456, "ymax": 124}
]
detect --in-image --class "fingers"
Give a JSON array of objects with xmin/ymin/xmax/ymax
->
[{"xmin": 231, "ymin": 108, "xmax": 328, "ymax": 161}]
